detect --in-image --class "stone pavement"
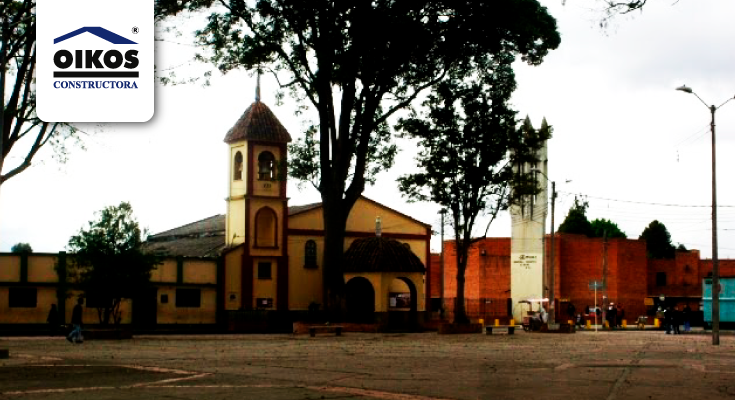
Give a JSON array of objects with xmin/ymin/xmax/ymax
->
[{"xmin": 2, "ymin": 330, "xmax": 735, "ymax": 400}]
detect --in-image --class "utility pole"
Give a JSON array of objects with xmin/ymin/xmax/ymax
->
[
  {"xmin": 440, "ymin": 209, "xmax": 447, "ymax": 317},
  {"xmin": 602, "ymin": 230, "xmax": 608, "ymax": 328},
  {"xmin": 548, "ymin": 181, "xmax": 556, "ymax": 326},
  {"xmin": 710, "ymin": 104, "xmax": 720, "ymax": 345}
]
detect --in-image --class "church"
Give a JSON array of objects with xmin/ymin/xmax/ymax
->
[{"xmin": 144, "ymin": 86, "xmax": 432, "ymax": 329}]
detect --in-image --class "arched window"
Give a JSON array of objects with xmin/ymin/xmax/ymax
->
[
  {"xmin": 305, "ymin": 240, "xmax": 317, "ymax": 268},
  {"xmin": 258, "ymin": 151, "xmax": 276, "ymax": 181},
  {"xmin": 255, "ymin": 207, "xmax": 277, "ymax": 247},
  {"xmin": 233, "ymin": 151, "xmax": 243, "ymax": 181}
]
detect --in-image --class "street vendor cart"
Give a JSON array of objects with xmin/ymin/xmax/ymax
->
[{"xmin": 518, "ymin": 298, "xmax": 548, "ymax": 332}]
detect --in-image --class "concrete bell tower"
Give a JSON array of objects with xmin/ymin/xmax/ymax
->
[
  {"xmin": 509, "ymin": 117, "xmax": 549, "ymax": 323},
  {"xmin": 223, "ymin": 74, "xmax": 292, "ymax": 310}
]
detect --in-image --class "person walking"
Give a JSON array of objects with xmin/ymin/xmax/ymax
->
[
  {"xmin": 67, "ymin": 298, "xmax": 84, "ymax": 344},
  {"xmin": 46, "ymin": 304, "xmax": 59, "ymax": 336},
  {"xmin": 664, "ymin": 306, "xmax": 672, "ymax": 334},
  {"xmin": 683, "ymin": 304, "xmax": 692, "ymax": 332}
]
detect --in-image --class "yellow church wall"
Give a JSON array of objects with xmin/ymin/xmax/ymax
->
[
  {"xmin": 227, "ymin": 198, "xmax": 246, "ymax": 247},
  {"xmin": 28, "ymin": 255, "xmax": 58, "ymax": 282},
  {"xmin": 230, "ymin": 143, "xmax": 247, "ymax": 197},
  {"xmin": 0, "ymin": 254, "xmax": 21, "ymax": 281},
  {"xmin": 0, "ymin": 287, "xmax": 57, "ymax": 323},
  {"xmin": 150, "ymin": 260, "xmax": 177, "ymax": 283},
  {"xmin": 287, "ymin": 236, "xmax": 324, "ymax": 310},
  {"xmin": 288, "ymin": 207, "xmax": 324, "ymax": 230},
  {"xmin": 252, "ymin": 144, "xmax": 282, "ymax": 197},
  {"xmin": 183, "ymin": 260, "xmax": 217, "ymax": 284},
  {"xmin": 252, "ymin": 257, "xmax": 278, "ymax": 309},
  {"xmin": 224, "ymin": 246, "xmax": 243, "ymax": 311},
  {"xmin": 381, "ymin": 272, "xmax": 425, "ymax": 312},
  {"xmin": 156, "ymin": 285, "xmax": 217, "ymax": 324},
  {"xmin": 346, "ymin": 198, "xmax": 427, "ymax": 235},
  {"xmin": 63, "ymin": 291, "xmax": 133, "ymax": 325}
]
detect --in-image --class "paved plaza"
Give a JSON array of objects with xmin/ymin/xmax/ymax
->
[{"xmin": 2, "ymin": 329, "xmax": 735, "ymax": 400}]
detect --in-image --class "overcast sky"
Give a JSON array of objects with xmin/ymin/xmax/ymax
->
[{"xmin": 3, "ymin": 0, "xmax": 735, "ymax": 258}]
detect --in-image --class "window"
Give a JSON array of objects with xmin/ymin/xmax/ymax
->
[
  {"xmin": 9, "ymin": 288, "xmax": 37, "ymax": 308},
  {"xmin": 258, "ymin": 262, "xmax": 272, "ymax": 279},
  {"xmin": 233, "ymin": 151, "xmax": 243, "ymax": 181},
  {"xmin": 175, "ymin": 289, "xmax": 201, "ymax": 308},
  {"xmin": 160, "ymin": 294, "xmax": 169, "ymax": 304},
  {"xmin": 304, "ymin": 240, "xmax": 317, "ymax": 268},
  {"xmin": 255, "ymin": 207, "xmax": 277, "ymax": 247},
  {"xmin": 656, "ymin": 272, "xmax": 667, "ymax": 287},
  {"xmin": 257, "ymin": 151, "xmax": 276, "ymax": 180}
]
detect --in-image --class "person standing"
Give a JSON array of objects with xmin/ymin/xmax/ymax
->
[
  {"xmin": 683, "ymin": 304, "xmax": 692, "ymax": 332},
  {"xmin": 567, "ymin": 303, "xmax": 576, "ymax": 324},
  {"xmin": 46, "ymin": 304, "xmax": 59, "ymax": 336},
  {"xmin": 617, "ymin": 304, "xmax": 625, "ymax": 328},
  {"xmin": 67, "ymin": 298, "xmax": 84, "ymax": 344},
  {"xmin": 672, "ymin": 306, "xmax": 681, "ymax": 335},
  {"xmin": 664, "ymin": 306, "xmax": 672, "ymax": 334}
]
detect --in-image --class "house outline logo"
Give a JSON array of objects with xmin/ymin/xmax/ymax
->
[{"xmin": 54, "ymin": 27, "xmax": 137, "ymax": 45}]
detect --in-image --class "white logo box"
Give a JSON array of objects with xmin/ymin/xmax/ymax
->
[{"xmin": 37, "ymin": 0, "xmax": 153, "ymax": 122}]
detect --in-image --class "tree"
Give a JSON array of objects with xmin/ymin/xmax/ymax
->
[
  {"xmin": 590, "ymin": 218, "xmax": 626, "ymax": 239},
  {"xmin": 67, "ymin": 202, "xmax": 159, "ymax": 326},
  {"xmin": 1, "ymin": 1, "xmax": 79, "ymax": 193},
  {"xmin": 557, "ymin": 198, "xmax": 593, "ymax": 237},
  {"xmin": 639, "ymin": 220, "xmax": 676, "ymax": 259},
  {"xmin": 10, "ymin": 242, "xmax": 32, "ymax": 253},
  {"xmin": 397, "ymin": 59, "xmax": 549, "ymax": 323},
  {"xmin": 155, "ymin": 0, "xmax": 560, "ymax": 314}
]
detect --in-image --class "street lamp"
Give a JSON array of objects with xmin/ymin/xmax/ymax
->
[
  {"xmin": 676, "ymin": 85, "xmax": 735, "ymax": 346},
  {"xmin": 531, "ymin": 168, "xmax": 557, "ymax": 327}
]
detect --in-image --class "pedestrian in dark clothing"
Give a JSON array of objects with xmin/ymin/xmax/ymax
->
[
  {"xmin": 617, "ymin": 305, "xmax": 625, "ymax": 328},
  {"xmin": 664, "ymin": 306, "xmax": 672, "ymax": 334},
  {"xmin": 47, "ymin": 304, "xmax": 59, "ymax": 335},
  {"xmin": 683, "ymin": 304, "xmax": 692, "ymax": 332},
  {"xmin": 67, "ymin": 298, "xmax": 84, "ymax": 344},
  {"xmin": 672, "ymin": 306, "xmax": 681, "ymax": 334},
  {"xmin": 567, "ymin": 303, "xmax": 576, "ymax": 323}
]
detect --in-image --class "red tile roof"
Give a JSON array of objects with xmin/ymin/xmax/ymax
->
[{"xmin": 223, "ymin": 101, "xmax": 292, "ymax": 144}]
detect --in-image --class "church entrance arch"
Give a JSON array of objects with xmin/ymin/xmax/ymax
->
[
  {"xmin": 387, "ymin": 277, "xmax": 418, "ymax": 330},
  {"xmin": 345, "ymin": 277, "xmax": 375, "ymax": 323}
]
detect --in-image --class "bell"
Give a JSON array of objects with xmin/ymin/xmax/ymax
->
[{"xmin": 258, "ymin": 162, "xmax": 271, "ymax": 175}]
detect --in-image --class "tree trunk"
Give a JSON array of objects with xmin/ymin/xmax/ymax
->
[
  {"xmin": 453, "ymin": 242, "xmax": 470, "ymax": 324},
  {"xmin": 321, "ymin": 194, "xmax": 349, "ymax": 320}
]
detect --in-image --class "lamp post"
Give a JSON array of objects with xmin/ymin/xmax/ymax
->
[{"xmin": 676, "ymin": 85, "xmax": 735, "ymax": 346}]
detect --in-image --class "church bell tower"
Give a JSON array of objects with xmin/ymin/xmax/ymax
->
[{"xmin": 223, "ymin": 75, "xmax": 292, "ymax": 310}]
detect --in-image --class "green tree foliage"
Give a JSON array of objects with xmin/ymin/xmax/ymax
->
[
  {"xmin": 639, "ymin": 220, "xmax": 676, "ymax": 259},
  {"xmin": 1, "ymin": 1, "xmax": 79, "ymax": 190},
  {"xmin": 10, "ymin": 242, "xmax": 32, "ymax": 253},
  {"xmin": 67, "ymin": 202, "xmax": 159, "ymax": 325},
  {"xmin": 557, "ymin": 198, "xmax": 593, "ymax": 237},
  {"xmin": 155, "ymin": 0, "xmax": 560, "ymax": 314},
  {"xmin": 590, "ymin": 218, "xmax": 626, "ymax": 239},
  {"xmin": 397, "ymin": 60, "xmax": 550, "ymax": 323}
]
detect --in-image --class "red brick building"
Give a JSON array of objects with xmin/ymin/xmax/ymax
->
[{"xmin": 431, "ymin": 234, "xmax": 724, "ymax": 324}]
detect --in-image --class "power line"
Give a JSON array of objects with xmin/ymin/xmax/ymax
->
[{"xmin": 560, "ymin": 191, "xmax": 735, "ymax": 208}]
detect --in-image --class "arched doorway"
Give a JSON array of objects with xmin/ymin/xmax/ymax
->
[
  {"xmin": 345, "ymin": 277, "xmax": 375, "ymax": 323},
  {"xmin": 388, "ymin": 277, "xmax": 418, "ymax": 330}
]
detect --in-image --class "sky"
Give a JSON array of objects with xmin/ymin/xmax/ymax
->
[{"xmin": 2, "ymin": 0, "xmax": 735, "ymax": 258}]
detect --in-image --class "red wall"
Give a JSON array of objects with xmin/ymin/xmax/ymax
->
[{"xmin": 427, "ymin": 235, "xmax": 729, "ymax": 322}]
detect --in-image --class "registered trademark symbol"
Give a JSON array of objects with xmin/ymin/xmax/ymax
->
[{"xmin": 132, "ymin": 27, "xmax": 139, "ymax": 34}]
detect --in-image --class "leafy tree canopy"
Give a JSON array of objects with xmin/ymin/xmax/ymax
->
[
  {"xmin": 10, "ymin": 242, "xmax": 32, "ymax": 253},
  {"xmin": 67, "ymin": 202, "xmax": 160, "ymax": 325},
  {"xmin": 557, "ymin": 198, "xmax": 593, "ymax": 237},
  {"xmin": 590, "ymin": 218, "xmax": 626, "ymax": 239},
  {"xmin": 397, "ymin": 58, "xmax": 550, "ymax": 323},
  {"xmin": 639, "ymin": 220, "xmax": 676, "ymax": 259}
]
